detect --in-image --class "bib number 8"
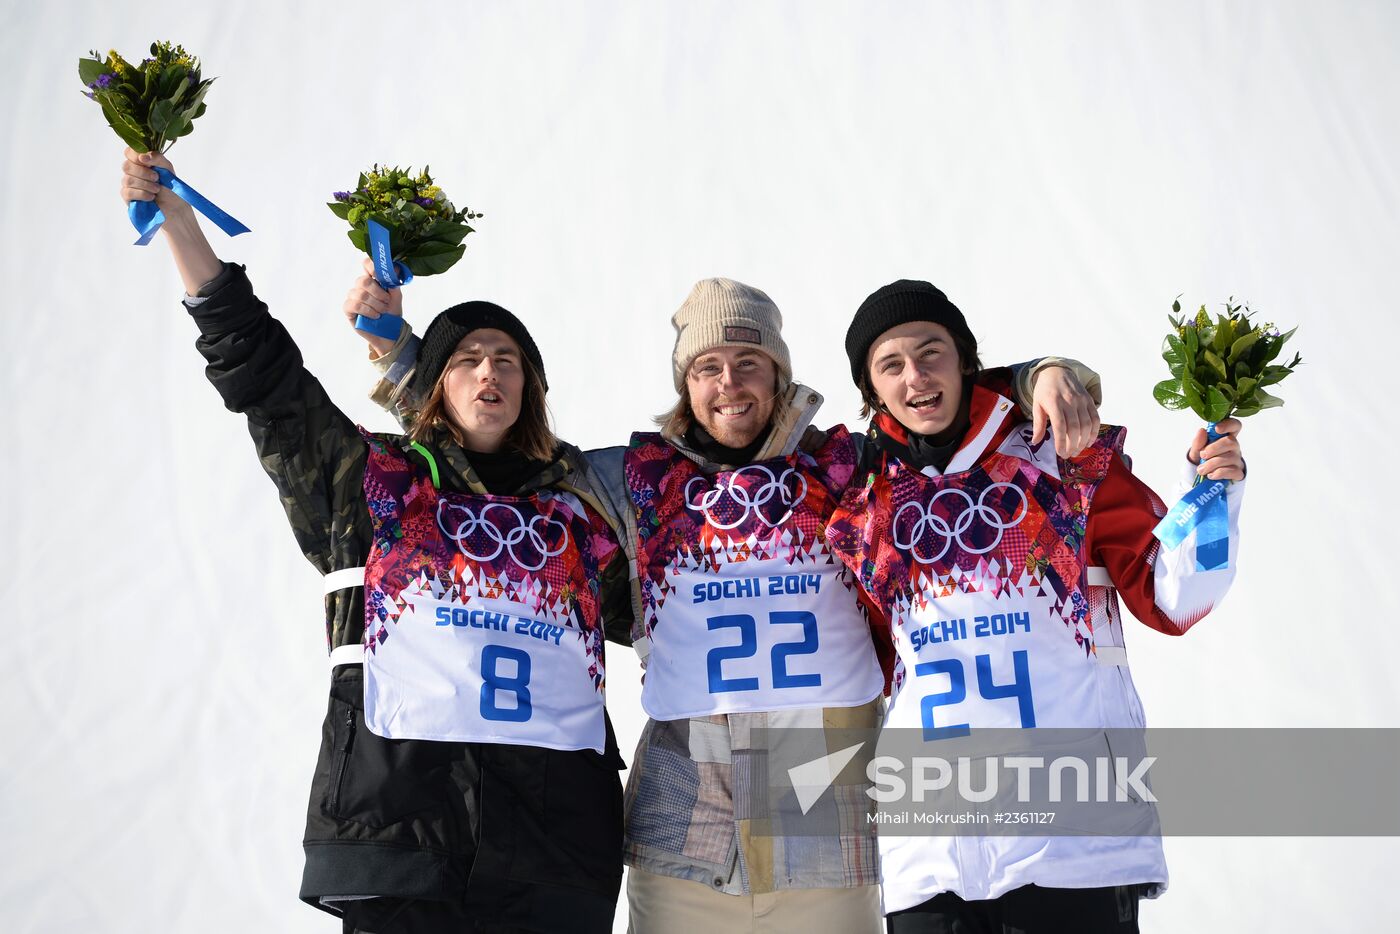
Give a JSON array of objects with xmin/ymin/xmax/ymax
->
[
  {"xmin": 915, "ymin": 650, "xmax": 1035, "ymax": 739},
  {"xmin": 707, "ymin": 611, "xmax": 821, "ymax": 694},
  {"xmin": 480, "ymin": 645, "xmax": 533, "ymax": 722}
]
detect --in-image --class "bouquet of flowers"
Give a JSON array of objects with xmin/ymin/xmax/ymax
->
[
  {"xmin": 79, "ymin": 42, "xmax": 212, "ymax": 153},
  {"xmin": 1153, "ymin": 298, "xmax": 1301, "ymax": 422},
  {"xmin": 1151, "ymin": 298, "xmax": 1300, "ymax": 570},
  {"xmin": 78, "ymin": 42, "xmax": 246, "ymax": 244},
  {"xmin": 328, "ymin": 165, "xmax": 482, "ymax": 280}
]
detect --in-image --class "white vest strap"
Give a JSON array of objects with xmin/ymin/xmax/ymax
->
[
  {"xmin": 329, "ymin": 643, "xmax": 365, "ymax": 668},
  {"xmin": 1085, "ymin": 566, "xmax": 1112, "ymax": 587},
  {"xmin": 1095, "ymin": 645, "xmax": 1130, "ymax": 667},
  {"xmin": 324, "ymin": 567, "xmax": 366, "ymax": 594}
]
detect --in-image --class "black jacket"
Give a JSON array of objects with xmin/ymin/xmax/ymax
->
[{"xmin": 188, "ymin": 265, "xmax": 626, "ymax": 932}]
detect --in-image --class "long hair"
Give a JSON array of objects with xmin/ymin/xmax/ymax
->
[
  {"xmin": 408, "ymin": 352, "xmax": 557, "ymax": 461},
  {"xmin": 857, "ymin": 330, "xmax": 983, "ymax": 420},
  {"xmin": 653, "ymin": 383, "xmax": 696, "ymax": 438}
]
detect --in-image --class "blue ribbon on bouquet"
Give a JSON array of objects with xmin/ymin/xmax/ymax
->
[
  {"xmin": 129, "ymin": 166, "xmax": 250, "ymax": 246},
  {"xmin": 1152, "ymin": 422, "xmax": 1230, "ymax": 571},
  {"xmin": 354, "ymin": 218, "xmax": 413, "ymax": 340}
]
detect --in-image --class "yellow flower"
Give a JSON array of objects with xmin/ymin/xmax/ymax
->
[{"xmin": 106, "ymin": 50, "xmax": 134, "ymax": 76}]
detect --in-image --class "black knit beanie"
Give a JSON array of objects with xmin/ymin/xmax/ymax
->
[
  {"xmin": 413, "ymin": 301, "xmax": 547, "ymax": 397},
  {"xmin": 844, "ymin": 280, "xmax": 975, "ymax": 387}
]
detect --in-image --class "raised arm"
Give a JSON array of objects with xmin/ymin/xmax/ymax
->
[{"xmin": 123, "ymin": 150, "xmax": 367, "ymax": 575}]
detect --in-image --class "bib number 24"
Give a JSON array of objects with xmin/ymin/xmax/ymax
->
[
  {"xmin": 707, "ymin": 611, "xmax": 820, "ymax": 694},
  {"xmin": 916, "ymin": 650, "xmax": 1035, "ymax": 739}
]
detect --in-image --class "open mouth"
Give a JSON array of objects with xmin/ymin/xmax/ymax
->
[
  {"xmin": 714, "ymin": 402, "xmax": 754, "ymax": 418},
  {"xmin": 908, "ymin": 391, "xmax": 943, "ymax": 411},
  {"xmin": 477, "ymin": 391, "xmax": 503, "ymax": 405}
]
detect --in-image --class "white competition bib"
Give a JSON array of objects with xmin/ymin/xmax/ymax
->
[
  {"xmin": 641, "ymin": 555, "xmax": 884, "ymax": 720},
  {"xmin": 886, "ymin": 585, "xmax": 1096, "ymax": 736},
  {"xmin": 364, "ymin": 577, "xmax": 606, "ymax": 752}
]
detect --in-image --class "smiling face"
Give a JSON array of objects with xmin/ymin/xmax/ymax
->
[
  {"xmin": 440, "ymin": 328, "xmax": 527, "ymax": 453},
  {"xmin": 866, "ymin": 320, "xmax": 967, "ymax": 436},
  {"xmin": 686, "ymin": 346, "xmax": 779, "ymax": 448}
]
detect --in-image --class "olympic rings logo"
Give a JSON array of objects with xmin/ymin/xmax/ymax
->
[
  {"xmin": 436, "ymin": 500, "xmax": 570, "ymax": 571},
  {"xmin": 684, "ymin": 465, "xmax": 809, "ymax": 530},
  {"xmin": 891, "ymin": 482, "xmax": 1030, "ymax": 565}
]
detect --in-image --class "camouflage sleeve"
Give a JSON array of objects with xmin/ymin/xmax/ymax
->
[{"xmin": 185, "ymin": 264, "xmax": 369, "ymax": 574}]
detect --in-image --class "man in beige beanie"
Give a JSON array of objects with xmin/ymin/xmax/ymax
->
[{"xmin": 655, "ymin": 277, "xmax": 802, "ymax": 457}]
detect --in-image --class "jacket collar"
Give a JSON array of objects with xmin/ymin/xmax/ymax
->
[
  {"xmin": 422, "ymin": 431, "xmax": 573, "ymax": 496},
  {"xmin": 661, "ymin": 381, "xmax": 825, "ymax": 470},
  {"xmin": 869, "ymin": 384, "xmax": 1017, "ymax": 477}
]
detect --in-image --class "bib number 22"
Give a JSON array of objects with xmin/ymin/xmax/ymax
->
[{"xmin": 707, "ymin": 612, "xmax": 820, "ymax": 694}]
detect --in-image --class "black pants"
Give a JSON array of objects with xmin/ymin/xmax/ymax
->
[
  {"xmin": 887, "ymin": 883, "xmax": 1142, "ymax": 934},
  {"xmin": 339, "ymin": 880, "xmax": 617, "ymax": 934}
]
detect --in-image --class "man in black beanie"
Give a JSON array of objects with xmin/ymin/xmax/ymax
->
[{"xmin": 845, "ymin": 279, "xmax": 1100, "ymax": 463}]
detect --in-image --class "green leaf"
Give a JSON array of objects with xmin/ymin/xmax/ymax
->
[
  {"xmin": 181, "ymin": 80, "xmax": 212, "ymax": 121},
  {"xmin": 1235, "ymin": 376, "xmax": 1258, "ymax": 399},
  {"xmin": 1252, "ymin": 388, "xmax": 1284, "ymax": 410},
  {"xmin": 78, "ymin": 57, "xmax": 107, "ymax": 85},
  {"xmin": 403, "ymin": 239, "xmax": 462, "ymax": 258},
  {"xmin": 1234, "ymin": 360, "xmax": 1254, "ymax": 380},
  {"xmin": 1260, "ymin": 326, "xmax": 1297, "ymax": 364},
  {"xmin": 347, "ymin": 228, "xmax": 369, "ymax": 252},
  {"xmin": 430, "ymin": 222, "xmax": 472, "ymax": 246},
  {"xmin": 1212, "ymin": 316, "xmax": 1236, "ymax": 353},
  {"xmin": 149, "ymin": 99, "xmax": 175, "ymax": 135},
  {"xmin": 1162, "ymin": 333, "xmax": 1187, "ymax": 372},
  {"xmin": 1204, "ymin": 349, "xmax": 1229, "ymax": 380},
  {"xmin": 1203, "ymin": 386, "xmax": 1232, "ymax": 423},
  {"xmin": 404, "ymin": 245, "xmax": 466, "ymax": 276},
  {"xmin": 1227, "ymin": 330, "xmax": 1261, "ymax": 364},
  {"xmin": 99, "ymin": 97, "xmax": 149, "ymax": 150},
  {"xmin": 1183, "ymin": 379, "xmax": 1204, "ymax": 418},
  {"xmin": 1181, "ymin": 326, "xmax": 1199, "ymax": 360},
  {"xmin": 168, "ymin": 75, "xmax": 191, "ymax": 106},
  {"xmin": 158, "ymin": 64, "xmax": 183, "ymax": 98},
  {"xmin": 327, "ymin": 201, "xmax": 353, "ymax": 220},
  {"xmin": 1153, "ymin": 379, "xmax": 1190, "ymax": 410},
  {"xmin": 1257, "ymin": 364, "xmax": 1293, "ymax": 387},
  {"xmin": 1232, "ymin": 402, "xmax": 1262, "ymax": 418}
]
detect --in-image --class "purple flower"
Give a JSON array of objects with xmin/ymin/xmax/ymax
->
[
  {"xmin": 91, "ymin": 73, "xmax": 113, "ymax": 89},
  {"xmin": 415, "ymin": 197, "xmax": 435, "ymax": 207},
  {"xmin": 332, "ymin": 191, "xmax": 351, "ymax": 202}
]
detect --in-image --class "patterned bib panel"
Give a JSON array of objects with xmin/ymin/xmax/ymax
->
[
  {"xmin": 625, "ymin": 427, "xmax": 884, "ymax": 720},
  {"xmin": 828, "ymin": 426, "xmax": 1125, "ymax": 732},
  {"xmin": 360, "ymin": 433, "xmax": 618, "ymax": 752}
]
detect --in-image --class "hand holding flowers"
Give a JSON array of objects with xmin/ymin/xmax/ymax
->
[{"xmin": 81, "ymin": 42, "xmax": 247, "ymax": 244}]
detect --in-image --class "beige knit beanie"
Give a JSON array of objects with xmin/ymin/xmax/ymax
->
[{"xmin": 670, "ymin": 278, "xmax": 793, "ymax": 391}]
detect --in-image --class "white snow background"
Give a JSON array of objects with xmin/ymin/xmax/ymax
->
[{"xmin": 3, "ymin": 1, "xmax": 1397, "ymax": 931}]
